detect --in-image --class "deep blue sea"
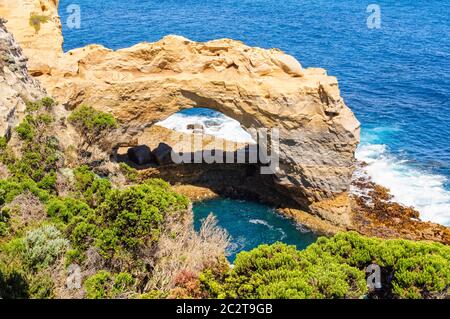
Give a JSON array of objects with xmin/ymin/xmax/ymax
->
[{"xmin": 59, "ymin": 0, "xmax": 450, "ymax": 225}]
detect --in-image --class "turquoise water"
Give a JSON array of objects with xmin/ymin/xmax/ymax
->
[
  {"xmin": 58, "ymin": 0, "xmax": 450, "ymax": 225},
  {"xmin": 193, "ymin": 198, "xmax": 318, "ymax": 261}
]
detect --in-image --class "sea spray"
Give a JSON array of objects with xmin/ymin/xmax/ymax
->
[
  {"xmin": 356, "ymin": 143, "xmax": 450, "ymax": 226},
  {"xmin": 156, "ymin": 108, "xmax": 256, "ymax": 144}
]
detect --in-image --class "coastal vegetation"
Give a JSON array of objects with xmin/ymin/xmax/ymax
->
[
  {"xmin": 68, "ymin": 105, "xmax": 117, "ymax": 151},
  {"xmin": 29, "ymin": 13, "xmax": 49, "ymax": 34},
  {"xmin": 0, "ymin": 98, "xmax": 226, "ymax": 298},
  {"xmin": 0, "ymin": 98, "xmax": 449, "ymax": 299},
  {"xmin": 200, "ymin": 232, "xmax": 450, "ymax": 299}
]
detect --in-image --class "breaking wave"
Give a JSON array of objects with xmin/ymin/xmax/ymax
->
[{"xmin": 356, "ymin": 143, "xmax": 450, "ymax": 226}]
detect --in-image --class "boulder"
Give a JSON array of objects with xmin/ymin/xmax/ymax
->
[
  {"xmin": 152, "ymin": 143, "xmax": 174, "ymax": 166},
  {"xmin": 187, "ymin": 123, "xmax": 204, "ymax": 132},
  {"xmin": 127, "ymin": 145, "xmax": 153, "ymax": 165}
]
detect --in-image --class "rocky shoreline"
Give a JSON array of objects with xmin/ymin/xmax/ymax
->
[
  {"xmin": 349, "ymin": 162, "xmax": 450, "ymax": 244},
  {"xmin": 122, "ymin": 155, "xmax": 449, "ymax": 243}
]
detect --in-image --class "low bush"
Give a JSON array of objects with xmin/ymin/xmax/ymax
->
[
  {"xmin": 0, "ymin": 178, "xmax": 51, "ymax": 206},
  {"xmin": 0, "ymin": 136, "xmax": 7, "ymax": 150},
  {"xmin": 0, "ymin": 207, "xmax": 11, "ymax": 236},
  {"xmin": 73, "ymin": 165, "xmax": 112, "ymax": 207},
  {"xmin": 68, "ymin": 105, "xmax": 117, "ymax": 149},
  {"xmin": 84, "ymin": 270, "xmax": 134, "ymax": 299},
  {"xmin": 29, "ymin": 14, "xmax": 49, "ymax": 33},
  {"xmin": 15, "ymin": 118, "xmax": 34, "ymax": 141},
  {"xmin": 25, "ymin": 97, "xmax": 55, "ymax": 113},
  {"xmin": 94, "ymin": 179, "xmax": 189, "ymax": 258},
  {"xmin": 46, "ymin": 196, "xmax": 94, "ymax": 225},
  {"xmin": 119, "ymin": 163, "xmax": 138, "ymax": 182},
  {"xmin": 22, "ymin": 225, "xmax": 69, "ymax": 271},
  {"xmin": 200, "ymin": 232, "xmax": 450, "ymax": 299},
  {"xmin": 5, "ymin": 100, "xmax": 61, "ymax": 188}
]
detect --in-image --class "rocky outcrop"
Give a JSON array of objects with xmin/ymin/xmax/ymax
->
[
  {"xmin": 0, "ymin": 0, "xmax": 63, "ymax": 76},
  {"xmin": 0, "ymin": 17, "xmax": 44, "ymax": 138},
  {"xmin": 350, "ymin": 171, "xmax": 450, "ymax": 244},
  {"xmin": 1, "ymin": 0, "xmax": 361, "ymax": 228}
]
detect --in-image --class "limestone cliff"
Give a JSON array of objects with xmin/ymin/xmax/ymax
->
[
  {"xmin": 1, "ymin": 0, "xmax": 361, "ymax": 228},
  {"xmin": 0, "ymin": 17, "xmax": 44, "ymax": 138},
  {"xmin": 0, "ymin": 0, "xmax": 63, "ymax": 76}
]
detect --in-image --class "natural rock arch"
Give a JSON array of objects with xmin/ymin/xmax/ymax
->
[{"xmin": 2, "ymin": 1, "xmax": 360, "ymax": 228}]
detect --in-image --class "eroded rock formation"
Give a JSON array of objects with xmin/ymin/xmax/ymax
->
[
  {"xmin": 1, "ymin": 0, "xmax": 361, "ymax": 228},
  {"xmin": 0, "ymin": 17, "xmax": 44, "ymax": 138},
  {"xmin": 0, "ymin": 0, "xmax": 63, "ymax": 76}
]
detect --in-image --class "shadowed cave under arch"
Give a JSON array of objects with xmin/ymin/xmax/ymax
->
[{"xmin": 113, "ymin": 108, "xmax": 299, "ymax": 207}]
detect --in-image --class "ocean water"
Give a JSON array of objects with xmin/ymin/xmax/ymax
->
[
  {"xmin": 193, "ymin": 198, "xmax": 317, "ymax": 261},
  {"xmin": 59, "ymin": 0, "xmax": 450, "ymax": 225}
]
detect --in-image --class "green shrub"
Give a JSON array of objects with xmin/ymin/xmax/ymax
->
[
  {"xmin": 46, "ymin": 197, "xmax": 94, "ymax": 224},
  {"xmin": 200, "ymin": 232, "xmax": 450, "ymax": 299},
  {"xmin": 200, "ymin": 242, "xmax": 366, "ymax": 299},
  {"xmin": 25, "ymin": 101, "xmax": 41, "ymax": 113},
  {"xmin": 392, "ymin": 254, "xmax": 450, "ymax": 299},
  {"xmin": 70, "ymin": 221, "xmax": 99, "ymax": 250},
  {"xmin": 35, "ymin": 113, "xmax": 54, "ymax": 125},
  {"xmin": 22, "ymin": 225, "xmax": 69, "ymax": 270},
  {"xmin": 73, "ymin": 166, "xmax": 112, "ymax": 207},
  {"xmin": 46, "ymin": 174, "xmax": 188, "ymax": 263},
  {"xmin": 15, "ymin": 118, "xmax": 34, "ymax": 141},
  {"xmin": 0, "ymin": 207, "xmax": 11, "ymax": 237},
  {"xmin": 29, "ymin": 273, "xmax": 55, "ymax": 299},
  {"xmin": 0, "ymin": 136, "xmax": 7, "ymax": 150},
  {"xmin": 73, "ymin": 165, "xmax": 97, "ymax": 191},
  {"xmin": 113, "ymin": 272, "xmax": 135, "ymax": 294},
  {"xmin": 95, "ymin": 229, "xmax": 120, "ymax": 259},
  {"xmin": 84, "ymin": 270, "xmax": 134, "ymax": 299},
  {"xmin": 138, "ymin": 290, "xmax": 169, "ymax": 299},
  {"xmin": 119, "ymin": 163, "xmax": 138, "ymax": 182},
  {"xmin": 29, "ymin": 14, "xmax": 49, "ymax": 33},
  {"xmin": 8, "ymin": 106, "xmax": 60, "ymax": 186},
  {"xmin": 41, "ymin": 97, "xmax": 55, "ymax": 110},
  {"xmin": 0, "ymin": 178, "xmax": 50, "ymax": 206},
  {"xmin": 24, "ymin": 97, "xmax": 54, "ymax": 113},
  {"xmin": 84, "ymin": 270, "xmax": 112, "ymax": 299},
  {"xmin": 37, "ymin": 171, "xmax": 57, "ymax": 191},
  {"xmin": 96, "ymin": 179, "xmax": 189, "ymax": 253},
  {"xmin": 69, "ymin": 105, "xmax": 117, "ymax": 132},
  {"xmin": 65, "ymin": 248, "xmax": 84, "ymax": 266},
  {"xmin": 68, "ymin": 105, "xmax": 117, "ymax": 147}
]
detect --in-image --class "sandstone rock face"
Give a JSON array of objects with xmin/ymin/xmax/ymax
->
[
  {"xmin": 1, "ymin": 0, "xmax": 361, "ymax": 227},
  {"xmin": 0, "ymin": 18, "xmax": 44, "ymax": 138},
  {"xmin": 0, "ymin": 0, "xmax": 63, "ymax": 76}
]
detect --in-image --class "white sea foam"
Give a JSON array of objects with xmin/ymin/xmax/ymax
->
[
  {"xmin": 249, "ymin": 219, "xmax": 273, "ymax": 229},
  {"xmin": 249, "ymin": 219, "xmax": 287, "ymax": 239},
  {"xmin": 356, "ymin": 143, "xmax": 450, "ymax": 226},
  {"xmin": 155, "ymin": 108, "xmax": 256, "ymax": 144},
  {"xmin": 277, "ymin": 228, "xmax": 287, "ymax": 240},
  {"xmin": 295, "ymin": 224, "xmax": 312, "ymax": 233}
]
